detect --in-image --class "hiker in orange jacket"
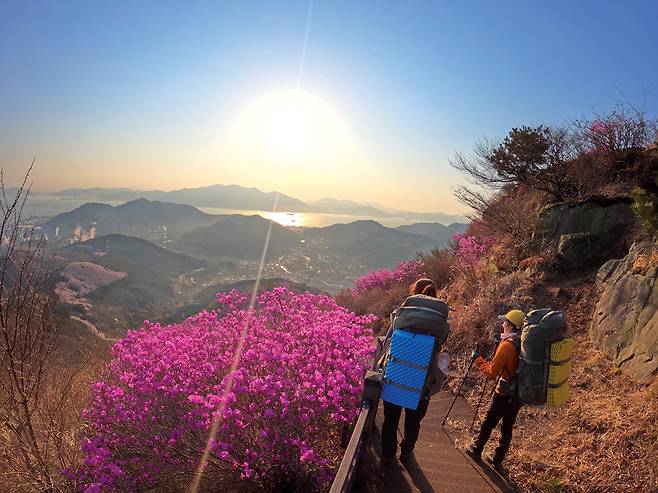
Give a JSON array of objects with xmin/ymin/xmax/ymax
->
[{"xmin": 466, "ymin": 309, "xmax": 525, "ymax": 470}]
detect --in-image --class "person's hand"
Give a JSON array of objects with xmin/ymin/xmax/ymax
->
[
  {"xmin": 470, "ymin": 343, "xmax": 480, "ymax": 361},
  {"xmin": 436, "ymin": 351, "xmax": 450, "ymax": 373}
]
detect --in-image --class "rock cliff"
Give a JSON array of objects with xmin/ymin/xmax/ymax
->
[
  {"xmin": 534, "ymin": 198, "xmax": 637, "ymax": 268},
  {"xmin": 591, "ymin": 241, "xmax": 658, "ymax": 383}
]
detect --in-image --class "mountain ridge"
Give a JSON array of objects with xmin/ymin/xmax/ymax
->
[{"xmin": 51, "ymin": 185, "xmax": 468, "ymax": 224}]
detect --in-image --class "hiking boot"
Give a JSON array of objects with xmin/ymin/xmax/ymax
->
[
  {"xmin": 485, "ymin": 454, "xmax": 507, "ymax": 474},
  {"xmin": 464, "ymin": 445, "xmax": 482, "ymax": 462}
]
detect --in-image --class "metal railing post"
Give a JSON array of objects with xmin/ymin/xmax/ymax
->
[{"xmin": 362, "ymin": 370, "xmax": 382, "ymax": 433}]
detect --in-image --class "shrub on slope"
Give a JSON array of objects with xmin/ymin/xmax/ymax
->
[
  {"xmin": 76, "ymin": 288, "xmax": 375, "ymax": 492},
  {"xmin": 335, "ymin": 259, "xmax": 427, "ymax": 333}
]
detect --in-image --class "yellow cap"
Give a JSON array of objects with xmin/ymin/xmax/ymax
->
[{"xmin": 498, "ymin": 310, "xmax": 526, "ymax": 329}]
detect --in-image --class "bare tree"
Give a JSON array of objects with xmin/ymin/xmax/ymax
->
[
  {"xmin": 452, "ymin": 104, "xmax": 658, "ymax": 225},
  {"xmin": 451, "ymin": 125, "xmax": 582, "ymax": 202},
  {"xmin": 0, "ymin": 162, "xmax": 80, "ymax": 492},
  {"xmin": 572, "ymin": 102, "xmax": 657, "ymax": 160}
]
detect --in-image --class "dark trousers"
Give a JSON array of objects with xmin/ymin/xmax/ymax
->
[
  {"xmin": 381, "ymin": 398, "xmax": 430, "ymax": 459},
  {"xmin": 473, "ymin": 394, "xmax": 522, "ymax": 464}
]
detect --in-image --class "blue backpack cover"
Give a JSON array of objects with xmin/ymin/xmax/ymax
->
[{"xmin": 380, "ymin": 329, "xmax": 436, "ymax": 410}]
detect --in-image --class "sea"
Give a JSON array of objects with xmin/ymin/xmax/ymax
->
[{"xmin": 21, "ymin": 193, "xmax": 430, "ymax": 228}]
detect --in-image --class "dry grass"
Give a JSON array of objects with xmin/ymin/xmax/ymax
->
[
  {"xmin": 444, "ymin": 274, "xmax": 658, "ymax": 492},
  {"xmin": 0, "ymin": 347, "xmax": 107, "ymax": 492},
  {"xmin": 335, "ymin": 284, "xmax": 414, "ymax": 335},
  {"xmin": 632, "ymin": 248, "xmax": 658, "ymax": 274},
  {"xmin": 505, "ymin": 282, "xmax": 658, "ymax": 492}
]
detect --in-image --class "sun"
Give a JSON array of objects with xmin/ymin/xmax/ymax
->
[
  {"xmin": 260, "ymin": 91, "xmax": 315, "ymax": 156},
  {"xmin": 224, "ymin": 89, "xmax": 353, "ymax": 160},
  {"xmin": 218, "ymin": 88, "xmax": 368, "ymax": 195}
]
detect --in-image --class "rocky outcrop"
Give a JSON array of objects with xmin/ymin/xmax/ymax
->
[
  {"xmin": 557, "ymin": 232, "xmax": 612, "ymax": 269},
  {"xmin": 534, "ymin": 199, "xmax": 636, "ymax": 268},
  {"xmin": 590, "ymin": 242, "xmax": 658, "ymax": 383}
]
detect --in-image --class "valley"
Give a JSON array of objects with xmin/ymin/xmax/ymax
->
[{"xmin": 43, "ymin": 191, "xmax": 467, "ymax": 339}]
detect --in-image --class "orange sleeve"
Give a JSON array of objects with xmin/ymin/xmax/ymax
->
[{"xmin": 475, "ymin": 343, "xmax": 511, "ymax": 380}]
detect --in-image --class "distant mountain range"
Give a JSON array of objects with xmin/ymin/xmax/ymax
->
[
  {"xmin": 51, "ymin": 209, "xmax": 467, "ymax": 336},
  {"xmin": 46, "ymin": 198, "xmax": 468, "ymax": 267},
  {"xmin": 46, "ymin": 191, "xmax": 469, "ymax": 339},
  {"xmin": 308, "ymin": 198, "xmax": 390, "ymax": 217},
  {"xmin": 396, "ymin": 222, "xmax": 468, "ymax": 242},
  {"xmin": 44, "ymin": 199, "xmax": 220, "ymax": 245},
  {"xmin": 52, "ymin": 185, "xmax": 468, "ymax": 223},
  {"xmin": 304, "ymin": 220, "xmax": 450, "ymax": 268}
]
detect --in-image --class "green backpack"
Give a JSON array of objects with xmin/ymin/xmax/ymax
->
[{"xmin": 516, "ymin": 309, "xmax": 567, "ymax": 405}]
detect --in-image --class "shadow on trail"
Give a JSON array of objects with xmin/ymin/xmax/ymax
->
[{"xmin": 400, "ymin": 455, "xmax": 435, "ymax": 492}]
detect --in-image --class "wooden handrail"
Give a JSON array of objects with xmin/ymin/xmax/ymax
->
[
  {"xmin": 329, "ymin": 370, "xmax": 382, "ymax": 493},
  {"xmin": 329, "ymin": 402, "xmax": 371, "ymax": 493}
]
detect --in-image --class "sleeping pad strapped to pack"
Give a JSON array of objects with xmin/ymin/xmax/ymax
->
[
  {"xmin": 379, "ymin": 295, "xmax": 450, "ymax": 410},
  {"xmin": 517, "ymin": 309, "xmax": 573, "ymax": 406}
]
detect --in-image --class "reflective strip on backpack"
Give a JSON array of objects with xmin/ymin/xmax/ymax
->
[
  {"xmin": 550, "ymin": 357, "xmax": 572, "ymax": 366},
  {"xmin": 389, "ymin": 355, "xmax": 429, "ymax": 372},
  {"xmin": 547, "ymin": 378, "xmax": 569, "ymax": 389},
  {"xmin": 383, "ymin": 380, "xmax": 423, "ymax": 394}
]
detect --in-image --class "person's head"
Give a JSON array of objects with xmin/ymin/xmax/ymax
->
[
  {"xmin": 410, "ymin": 278, "xmax": 437, "ymax": 298},
  {"xmin": 497, "ymin": 309, "xmax": 525, "ymax": 334}
]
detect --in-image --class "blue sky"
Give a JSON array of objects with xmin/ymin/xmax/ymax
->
[{"xmin": 1, "ymin": 1, "xmax": 657, "ymax": 213}]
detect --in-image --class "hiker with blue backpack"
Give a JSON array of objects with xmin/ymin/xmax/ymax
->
[
  {"xmin": 377, "ymin": 280, "xmax": 576, "ymax": 471},
  {"xmin": 379, "ymin": 278, "xmax": 450, "ymax": 464}
]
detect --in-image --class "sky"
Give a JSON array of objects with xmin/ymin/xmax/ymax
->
[{"xmin": 1, "ymin": 1, "xmax": 657, "ymax": 214}]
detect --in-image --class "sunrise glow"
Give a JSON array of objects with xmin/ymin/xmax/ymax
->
[{"xmin": 223, "ymin": 89, "xmax": 356, "ymax": 162}]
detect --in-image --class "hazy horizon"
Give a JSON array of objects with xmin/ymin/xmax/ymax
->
[{"xmin": 20, "ymin": 181, "xmax": 466, "ymax": 216}]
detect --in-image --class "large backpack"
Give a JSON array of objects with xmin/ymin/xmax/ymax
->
[
  {"xmin": 378, "ymin": 295, "xmax": 450, "ymax": 410},
  {"xmin": 516, "ymin": 309, "xmax": 574, "ymax": 406}
]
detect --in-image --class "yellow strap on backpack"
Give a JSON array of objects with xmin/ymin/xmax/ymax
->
[{"xmin": 547, "ymin": 338, "xmax": 575, "ymax": 407}]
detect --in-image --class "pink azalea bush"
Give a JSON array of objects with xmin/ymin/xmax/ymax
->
[
  {"xmin": 76, "ymin": 288, "xmax": 375, "ymax": 492},
  {"xmin": 586, "ymin": 119, "xmax": 618, "ymax": 154},
  {"xmin": 353, "ymin": 259, "xmax": 425, "ymax": 293},
  {"xmin": 451, "ymin": 233, "xmax": 495, "ymax": 276}
]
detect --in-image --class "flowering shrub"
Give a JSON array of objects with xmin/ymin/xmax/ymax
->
[
  {"xmin": 451, "ymin": 234, "xmax": 495, "ymax": 277},
  {"xmin": 76, "ymin": 288, "xmax": 375, "ymax": 492},
  {"xmin": 586, "ymin": 119, "xmax": 618, "ymax": 155},
  {"xmin": 353, "ymin": 259, "xmax": 425, "ymax": 293}
]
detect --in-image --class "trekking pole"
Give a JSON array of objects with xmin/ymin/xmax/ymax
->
[
  {"xmin": 469, "ymin": 373, "xmax": 502, "ymax": 432},
  {"xmin": 470, "ymin": 378, "xmax": 489, "ymax": 432},
  {"xmin": 469, "ymin": 336, "xmax": 501, "ymax": 432},
  {"xmin": 442, "ymin": 344, "xmax": 479, "ymax": 426}
]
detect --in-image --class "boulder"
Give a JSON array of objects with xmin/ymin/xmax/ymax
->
[
  {"xmin": 534, "ymin": 198, "xmax": 637, "ymax": 268},
  {"xmin": 590, "ymin": 242, "xmax": 658, "ymax": 383},
  {"xmin": 557, "ymin": 232, "xmax": 614, "ymax": 268}
]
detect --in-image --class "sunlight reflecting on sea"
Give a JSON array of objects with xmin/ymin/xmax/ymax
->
[
  {"xmin": 197, "ymin": 207, "xmax": 418, "ymax": 228},
  {"xmin": 263, "ymin": 212, "xmax": 302, "ymax": 227}
]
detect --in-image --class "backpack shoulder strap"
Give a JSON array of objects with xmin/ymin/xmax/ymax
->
[{"xmin": 510, "ymin": 337, "xmax": 521, "ymax": 353}]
